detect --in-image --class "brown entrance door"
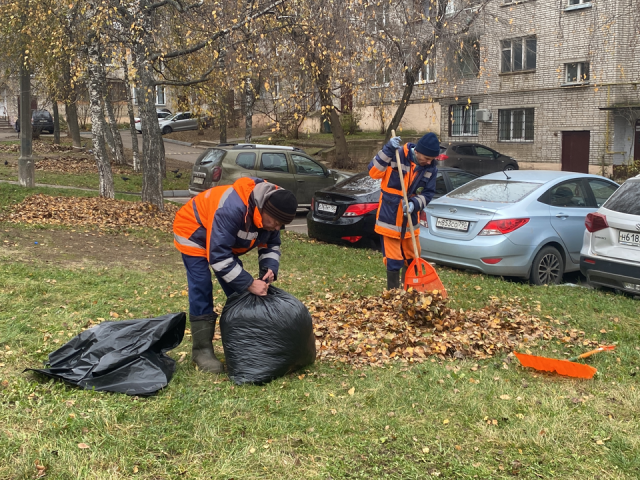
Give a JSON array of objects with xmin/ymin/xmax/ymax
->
[
  {"xmin": 561, "ymin": 131, "xmax": 590, "ymax": 173},
  {"xmin": 634, "ymin": 121, "xmax": 640, "ymax": 161}
]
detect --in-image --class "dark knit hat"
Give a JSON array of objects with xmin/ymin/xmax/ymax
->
[
  {"xmin": 415, "ymin": 132, "xmax": 440, "ymax": 158},
  {"xmin": 263, "ymin": 189, "xmax": 298, "ymax": 224}
]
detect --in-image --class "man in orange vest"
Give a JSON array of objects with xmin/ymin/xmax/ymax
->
[
  {"xmin": 368, "ymin": 133, "xmax": 440, "ymax": 290},
  {"xmin": 173, "ymin": 177, "xmax": 298, "ymax": 373}
]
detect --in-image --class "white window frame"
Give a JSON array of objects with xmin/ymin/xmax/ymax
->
[
  {"xmin": 415, "ymin": 61, "xmax": 436, "ymax": 84},
  {"xmin": 273, "ymin": 77, "xmax": 280, "ymax": 99},
  {"xmin": 501, "ymin": 37, "xmax": 537, "ymax": 73},
  {"xmin": 498, "ymin": 108, "xmax": 535, "ymax": 142},
  {"xmin": 450, "ymin": 104, "xmax": 478, "ymax": 137},
  {"xmin": 568, "ymin": 0, "xmax": 591, "ymax": 5},
  {"xmin": 445, "ymin": 0, "xmax": 456, "ymax": 15},
  {"xmin": 155, "ymin": 86, "xmax": 166, "ymax": 106},
  {"xmin": 563, "ymin": 62, "xmax": 590, "ymax": 85},
  {"xmin": 368, "ymin": 5, "xmax": 388, "ymax": 34}
]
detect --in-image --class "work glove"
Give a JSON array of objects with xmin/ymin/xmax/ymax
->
[
  {"xmin": 403, "ymin": 200, "xmax": 415, "ymax": 216},
  {"xmin": 381, "ymin": 136, "xmax": 402, "ymax": 158}
]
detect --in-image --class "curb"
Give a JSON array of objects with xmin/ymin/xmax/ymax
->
[{"xmin": 163, "ymin": 138, "xmax": 194, "ymax": 147}]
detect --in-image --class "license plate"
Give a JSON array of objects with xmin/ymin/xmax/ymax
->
[
  {"xmin": 619, "ymin": 230, "xmax": 640, "ymax": 246},
  {"xmin": 193, "ymin": 177, "xmax": 204, "ymax": 185},
  {"xmin": 436, "ymin": 217, "xmax": 469, "ymax": 231},
  {"xmin": 317, "ymin": 203, "xmax": 337, "ymax": 214}
]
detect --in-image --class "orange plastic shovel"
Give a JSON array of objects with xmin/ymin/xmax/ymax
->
[
  {"xmin": 514, "ymin": 346, "xmax": 615, "ymax": 379},
  {"xmin": 391, "ymin": 130, "xmax": 447, "ymax": 297}
]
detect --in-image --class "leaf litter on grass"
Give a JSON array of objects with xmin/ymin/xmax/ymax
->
[
  {"xmin": 2, "ymin": 194, "xmax": 179, "ymax": 231},
  {"xmin": 0, "ymin": 141, "xmax": 73, "ymax": 153},
  {"xmin": 309, "ymin": 289, "xmax": 599, "ymax": 366},
  {"xmin": 35, "ymin": 156, "xmax": 132, "ymax": 175}
]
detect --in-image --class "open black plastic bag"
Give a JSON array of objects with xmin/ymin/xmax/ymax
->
[
  {"xmin": 220, "ymin": 286, "xmax": 316, "ymax": 385},
  {"xmin": 26, "ymin": 312, "xmax": 186, "ymax": 396}
]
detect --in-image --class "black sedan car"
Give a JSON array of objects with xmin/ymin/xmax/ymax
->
[
  {"xmin": 438, "ymin": 142, "xmax": 519, "ymax": 176},
  {"xmin": 307, "ymin": 167, "xmax": 478, "ymax": 247}
]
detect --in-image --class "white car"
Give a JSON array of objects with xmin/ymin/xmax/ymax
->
[
  {"xmin": 134, "ymin": 109, "xmax": 172, "ymax": 133},
  {"xmin": 580, "ymin": 175, "xmax": 640, "ymax": 293}
]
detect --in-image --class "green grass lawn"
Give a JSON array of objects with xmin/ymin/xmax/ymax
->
[{"xmin": 1, "ymin": 186, "xmax": 639, "ymax": 479}]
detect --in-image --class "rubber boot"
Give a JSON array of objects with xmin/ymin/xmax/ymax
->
[
  {"xmin": 386, "ymin": 270, "xmax": 401, "ymax": 290},
  {"xmin": 401, "ymin": 266, "xmax": 408, "ymax": 290},
  {"xmin": 190, "ymin": 313, "xmax": 224, "ymax": 373}
]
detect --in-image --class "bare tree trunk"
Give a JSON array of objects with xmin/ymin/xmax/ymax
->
[
  {"xmin": 244, "ymin": 76, "xmax": 254, "ymax": 143},
  {"xmin": 104, "ymin": 83, "xmax": 126, "ymax": 165},
  {"xmin": 385, "ymin": 74, "xmax": 416, "ymax": 143},
  {"xmin": 133, "ymin": 37, "xmax": 165, "ymax": 209},
  {"xmin": 18, "ymin": 52, "xmax": 34, "ymax": 187},
  {"xmin": 122, "ymin": 58, "xmax": 140, "ymax": 171},
  {"xmin": 62, "ymin": 58, "xmax": 82, "ymax": 148},
  {"xmin": 87, "ymin": 38, "xmax": 114, "ymax": 199},
  {"xmin": 317, "ymin": 71, "xmax": 349, "ymax": 169},
  {"xmin": 219, "ymin": 92, "xmax": 227, "ymax": 143},
  {"xmin": 52, "ymin": 101, "xmax": 60, "ymax": 145}
]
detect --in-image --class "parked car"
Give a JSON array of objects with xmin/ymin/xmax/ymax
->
[
  {"xmin": 134, "ymin": 108, "xmax": 172, "ymax": 133},
  {"xmin": 307, "ymin": 167, "xmax": 478, "ymax": 246},
  {"xmin": 16, "ymin": 109, "xmax": 54, "ymax": 134},
  {"xmin": 580, "ymin": 175, "xmax": 640, "ymax": 293},
  {"xmin": 158, "ymin": 111, "xmax": 199, "ymax": 135},
  {"xmin": 438, "ymin": 142, "xmax": 519, "ymax": 176},
  {"xmin": 418, "ymin": 171, "xmax": 619, "ymax": 285},
  {"xmin": 188, "ymin": 144, "xmax": 350, "ymax": 207}
]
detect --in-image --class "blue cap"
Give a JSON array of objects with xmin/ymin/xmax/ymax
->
[{"xmin": 415, "ymin": 133, "xmax": 440, "ymax": 158}]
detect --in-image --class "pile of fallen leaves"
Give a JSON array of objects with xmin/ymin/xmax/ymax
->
[
  {"xmin": 35, "ymin": 156, "xmax": 131, "ymax": 175},
  {"xmin": 2, "ymin": 194, "xmax": 179, "ymax": 232},
  {"xmin": 309, "ymin": 289, "xmax": 597, "ymax": 366},
  {"xmin": 0, "ymin": 142, "xmax": 73, "ymax": 153}
]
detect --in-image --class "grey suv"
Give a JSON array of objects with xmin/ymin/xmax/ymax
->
[{"xmin": 189, "ymin": 144, "xmax": 350, "ymax": 207}]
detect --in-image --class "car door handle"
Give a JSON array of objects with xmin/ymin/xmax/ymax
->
[
  {"xmin": 555, "ymin": 213, "xmax": 568, "ymax": 219},
  {"xmin": 297, "ymin": 180, "xmax": 305, "ymax": 183}
]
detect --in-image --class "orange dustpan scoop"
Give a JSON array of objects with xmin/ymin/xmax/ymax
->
[
  {"xmin": 404, "ymin": 258, "xmax": 448, "ymax": 298},
  {"xmin": 515, "ymin": 346, "xmax": 615, "ymax": 379}
]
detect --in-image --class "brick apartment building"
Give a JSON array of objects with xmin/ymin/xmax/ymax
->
[{"xmin": 435, "ymin": 0, "xmax": 640, "ymax": 171}]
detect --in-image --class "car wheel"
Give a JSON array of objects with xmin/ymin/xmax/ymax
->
[
  {"xmin": 162, "ymin": 126, "xmax": 172, "ymax": 135},
  {"xmin": 504, "ymin": 164, "xmax": 516, "ymax": 171},
  {"xmin": 530, "ymin": 246, "xmax": 564, "ymax": 286}
]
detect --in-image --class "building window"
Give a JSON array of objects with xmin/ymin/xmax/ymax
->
[
  {"xmin": 370, "ymin": 61, "xmax": 392, "ymax": 87},
  {"xmin": 568, "ymin": 0, "xmax": 590, "ymax": 4},
  {"xmin": 501, "ymin": 37, "xmax": 537, "ymax": 73},
  {"xmin": 450, "ymin": 104, "xmax": 478, "ymax": 136},
  {"xmin": 415, "ymin": 60, "xmax": 436, "ymax": 84},
  {"xmin": 498, "ymin": 108, "xmax": 534, "ymax": 142},
  {"xmin": 368, "ymin": 5, "xmax": 388, "ymax": 33},
  {"xmin": 156, "ymin": 86, "xmax": 165, "ymax": 105},
  {"xmin": 457, "ymin": 39, "xmax": 480, "ymax": 77},
  {"xmin": 445, "ymin": 0, "xmax": 456, "ymax": 15},
  {"xmin": 564, "ymin": 62, "xmax": 590, "ymax": 84}
]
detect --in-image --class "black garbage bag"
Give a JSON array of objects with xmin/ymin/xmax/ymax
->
[
  {"xmin": 220, "ymin": 286, "xmax": 316, "ymax": 385},
  {"xmin": 26, "ymin": 312, "xmax": 186, "ymax": 396}
]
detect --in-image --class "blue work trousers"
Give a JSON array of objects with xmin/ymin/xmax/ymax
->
[{"xmin": 181, "ymin": 254, "xmax": 239, "ymax": 316}]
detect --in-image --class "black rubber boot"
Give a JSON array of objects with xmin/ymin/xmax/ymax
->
[
  {"xmin": 386, "ymin": 270, "xmax": 401, "ymax": 290},
  {"xmin": 401, "ymin": 266, "xmax": 408, "ymax": 290},
  {"xmin": 190, "ymin": 313, "xmax": 224, "ymax": 374}
]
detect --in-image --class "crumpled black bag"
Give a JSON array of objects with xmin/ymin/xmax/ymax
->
[
  {"xmin": 26, "ymin": 313, "xmax": 186, "ymax": 396},
  {"xmin": 220, "ymin": 286, "xmax": 316, "ymax": 385}
]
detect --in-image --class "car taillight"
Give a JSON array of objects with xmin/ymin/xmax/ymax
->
[
  {"xmin": 437, "ymin": 154, "xmax": 448, "ymax": 161},
  {"xmin": 211, "ymin": 166, "xmax": 222, "ymax": 183},
  {"xmin": 585, "ymin": 212, "xmax": 608, "ymax": 233},
  {"xmin": 481, "ymin": 258, "xmax": 503, "ymax": 264},
  {"xmin": 343, "ymin": 203, "xmax": 378, "ymax": 217},
  {"xmin": 419, "ymin": 210, "xmax": 428, "ymax": 227},
  {"xmin": 479, "ymin": 218, "xmax": 530, "ymax": 236},
  {"xmin": 311, "ymin": 197, "xmax": 315, "ymax": 210},
  {"xmin": 341, "ymin": 236, "xmax": 363, "ymax": 243},
  {"xmin": 135, "ymin": 119, "xmax": 141, "ymax": 123}
]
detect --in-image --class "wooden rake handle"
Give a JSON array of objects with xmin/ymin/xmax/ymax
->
[
  {"xmin": 391, "ymin": 130, "xmax": 420, "ymax": 261},
  {"xmin": 568, "ymin": 345, "xmax": 615, "ymax": 362}
]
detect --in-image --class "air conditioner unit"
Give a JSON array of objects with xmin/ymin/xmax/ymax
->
[{"xmin": 476, "ymin": 109, "xmax": 492, "ymax": 123}]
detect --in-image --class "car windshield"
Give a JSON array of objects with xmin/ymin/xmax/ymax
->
[
  {"xmin": 602, "ymin": 178, "xmax": 640, "ymax": 215},
  {"xmin": 335, "ymin": 173, "xmax": 381, "ymax": 191},
  {"xmin": 196, "ymin": 149, "xmax": 225, "ymax": 166},
  {"xmin": 447, "ymin": 179, "xmax": 542, "ymax": 203}
]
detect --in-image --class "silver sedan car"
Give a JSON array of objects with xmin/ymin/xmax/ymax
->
[{"xmin": 418, "ymin": 171, "xmax": 619, "ymax": 284}]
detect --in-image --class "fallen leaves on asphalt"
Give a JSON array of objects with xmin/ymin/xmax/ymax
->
[
  {"xmin": 309, "ymin": 289, "xmax": 598, "ymax": 365},
  {"xmin": 0, "ymin": 141, "xmax": 73, "ymax": 153},
  {"xmin": 2, "ymin": 194, "xmax": 179, "ymax": 232},
  {"xmin": 35, "ymin": 156, "xmax": 131, "ymax": 175}
]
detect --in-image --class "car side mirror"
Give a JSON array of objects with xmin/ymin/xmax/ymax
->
[{"xmin": 325, "ymin": 169, "xmax": 332, "ymax": 177}]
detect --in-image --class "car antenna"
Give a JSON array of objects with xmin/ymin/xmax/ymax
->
[{"xmin": 503, "ymin": 168, "xmax": 511, "ymax": 180}]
